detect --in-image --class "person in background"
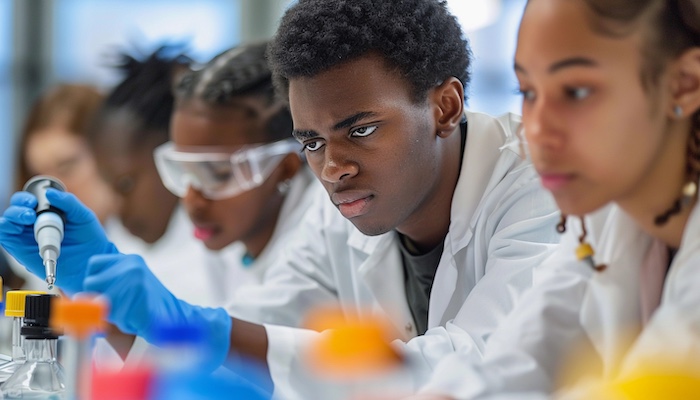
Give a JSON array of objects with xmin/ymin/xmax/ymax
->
[
  {"xmin": 17, "ymin": 84, "xmax": 118, "ymax": 225},
  {"xmin": 87, "ymin": 46, "xmax": 227, "ymax": 309},
  {"xmin": 117, "ymin": 43, "xmax": 319, "ymax": 373},
  {"xmin": 167, "ymin": 41, "xmax": 319, "ymax": 292}
]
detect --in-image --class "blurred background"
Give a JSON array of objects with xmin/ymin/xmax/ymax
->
[{"xmin": 0, "ymin": 0, "xmax": 527, "ymax": 209}]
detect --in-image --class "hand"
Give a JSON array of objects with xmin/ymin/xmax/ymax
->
[
  {"xmin": 0, "ymin": 189, "xmax": 117, "ymax": 294},
  {"xmin": 84, "ymin": 253, "xmax": 233, "ymax": 370}
]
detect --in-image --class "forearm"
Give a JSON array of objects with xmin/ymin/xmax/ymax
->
[{"xmin": 228, "ymin": 317, "xmax": 269, "ymax": 367}]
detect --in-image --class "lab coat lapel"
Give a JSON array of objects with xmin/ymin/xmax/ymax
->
[
  {"xmin": 429, "ymin": 112, "xmax": 519, "ymax": 325},
  {"xmin": 579, "ymin": 206, "xmax": 650, "ymax": 377},
  {"xmin": 348, "ymin": 229, "xmax": 416, "ymax": 340}
]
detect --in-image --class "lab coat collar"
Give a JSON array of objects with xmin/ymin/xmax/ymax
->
[
  {"xmin": 576, "ymin": 205, "xmax": 649, "ymax": 375},
  {"xmin": 346, "ymin": 219, "xmax": 415, "ymax": 339},
  {"xmin": 448, "ymin": 111, "xmax": 523, "ymax": 253}
]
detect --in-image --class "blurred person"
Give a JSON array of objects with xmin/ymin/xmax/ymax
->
[
  {"xmin": 0, "ymin": 1, "xmax": 561, "ymax": 398},
  {"xmin": 17, "ymin": 84, "xmax": 118, "ymax": 225},
  {"xmin": 116, "ymin": 43, "xmax": 319, "ymax": 373},
  {"xmin": 87, "ymin": 46, "xmax": 227, "ymax": 308},
  {"xmin": 168, "ymin": 42, "xmax": 319, "ymax": 289},
  {"xmin": 398, "ymin": 0, "xmax": 700, "ymax": 398}
]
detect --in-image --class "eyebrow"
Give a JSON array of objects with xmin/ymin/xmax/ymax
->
[
  {"xmin": 291, "ymin": 111, "xmax": 378, "ymax": 141},
  {"xmin": 514, "ymin": 57, "xmax": 599, "ymax": 75}
]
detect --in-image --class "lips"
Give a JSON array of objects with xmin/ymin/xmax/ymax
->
[
  {"xmin": 331, "ymin": 191, "xmax": 373, "ymax": 219},
  {"xmin": 539, "ymin": 173, "xmax": 575, "ymax": 191},
  {"xmin": 193, "ymin": 224, "xmax": 218, "ymax": 241}
]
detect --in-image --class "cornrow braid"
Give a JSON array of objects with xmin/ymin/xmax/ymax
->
[
  {"xmin": 175, "ymin": 42, "xmax": 273, "ymax": 106},
  {"xmin": 174, "ymin": 42, "xmax": 293, "ymax": 142}
]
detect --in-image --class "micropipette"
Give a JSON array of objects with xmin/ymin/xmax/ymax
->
[{"xmin": 23, "ymin": 175, "xmax": 66, "ymax": 290}]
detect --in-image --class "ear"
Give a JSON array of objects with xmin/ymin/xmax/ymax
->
[
  {"xmin": 429, "ymin": 77, "xmax": 464, "ymax": 137},
  {"xmin": 669, "ymin": 47, "xmax": 700, "ymax": 118}
]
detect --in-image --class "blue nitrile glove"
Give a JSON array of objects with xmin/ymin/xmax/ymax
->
[
  {"xmin": 0, "ymin": 189, "xmax": 117, "ymax": 294},
  {"xmin": 84, "ymin": 253, "xmax": 233, "ymax": 370}
]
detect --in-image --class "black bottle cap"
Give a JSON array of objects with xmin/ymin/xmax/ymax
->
[{"xmin": 21, "ymin": 294, "xmax": 60, "ymax": 339}]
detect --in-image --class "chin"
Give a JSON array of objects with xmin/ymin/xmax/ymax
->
[
  {"xmin": 203, "ymin": 239, "xmax": 227, "ymax": 251},
  {"xmin": 554, "ymin": 196, "xmax": 610, "ymax": 218},
  {"xmin": 351, "ymin": 219, "xmax": 393, "ymax": 237}
]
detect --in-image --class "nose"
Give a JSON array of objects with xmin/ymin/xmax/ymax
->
[
  {"xmin": 318, "ymin": 144, "xmax": 359, "ymax": 183},
  {"xmin": 523, "ymin": 97, "xmax": 565, "ymax": 152},
  {"xmin": 182, "ymin": 185, "xmax": 210, "ymax": 213}
]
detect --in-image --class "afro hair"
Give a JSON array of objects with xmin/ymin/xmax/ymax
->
[{"xmin": 267, "ymin": 0, "xmax": 472, "ymax": 103}]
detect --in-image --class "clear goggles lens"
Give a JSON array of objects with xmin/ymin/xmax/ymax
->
[{"xmin": 154, "ymin": 139, "xmax": 301, "ymax": 200}]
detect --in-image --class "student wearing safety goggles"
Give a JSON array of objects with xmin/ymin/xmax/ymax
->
[
  {"xmin": 0, "ymin": 0, "xmax": 562, "ymax": 397},
  {"xmin": 160, "ymin": 41, "xmax": 319, "ymax": 291},
  {"xmin": 100, "ymin": 43, "xmax": 320, "ymax": 368}
]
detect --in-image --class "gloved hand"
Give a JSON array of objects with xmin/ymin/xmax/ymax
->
[
  {"xmin": 84, "ymin": 253, "xmax": 233, "ymax": 370},
  {"xmin": 0, "ymin": 189, "xmax": 117, "ymax": 294}
]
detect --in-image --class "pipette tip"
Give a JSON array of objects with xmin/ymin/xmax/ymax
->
[{"xmin": 46, "ymin": 274, "xmax": 55, "ymax": 291}]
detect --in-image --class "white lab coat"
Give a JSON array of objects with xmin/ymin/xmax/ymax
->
[
  {"xmin": 417, "ymin": 188, "xmax": 700, "ymax": 398},
  {"xmin": 225, "ymin": 112, "xmax": 561, "ymax": 399}
]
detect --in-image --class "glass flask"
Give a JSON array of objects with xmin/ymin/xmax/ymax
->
[
  {"xmin": 1, "ymin": 294, "xmax": 65, "ymax": 399},
  {"xmin": 0, "ymin": 291, "xmax": 46, "ymax": 384}
]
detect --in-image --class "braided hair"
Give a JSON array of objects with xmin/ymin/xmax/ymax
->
[{"xmin": 174, "ymin": 42, "xmax": 293, "ymax": 142}]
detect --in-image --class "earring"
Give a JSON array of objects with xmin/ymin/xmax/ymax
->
[
  {"xmin": 674, "ymin": 105, "xmax": 684, "ymax": 119},
  {"xmin": 277, "ymin": 179, "xmax": 291, "ymax": 195}
]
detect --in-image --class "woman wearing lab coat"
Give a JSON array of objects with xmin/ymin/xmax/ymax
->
[
  {"xmin": 413, "ymin": 0, "xmax": 700, "ymax": 398},
  {"xmin": 116, "ymin": 42, "xmax": 320, "ymax": 366},
  {"xmin": 166, "ymin": 43, "xmax": 318, "ymax": 290}
]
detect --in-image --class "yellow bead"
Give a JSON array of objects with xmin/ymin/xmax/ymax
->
[{"xmin": 576, "ymin": 242, "xmax": 595, "ymax": 261}]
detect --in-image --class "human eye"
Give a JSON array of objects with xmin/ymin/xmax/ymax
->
[
  {"xmin": 564, "ymin": 86, "xmax": 592, "ymax": 100},
  {"xmin": 303, "ymin": 139, "xmax": 325, "ymax": 152},
  {"xmin": 207, "ymin": 161, "xmax": 233, "ymax": 182},
  {"xmin": 350, "ymin": 125, "xmax": 377, "ymax": 138},
  {"xmin": 517, "ymin": 87, "xmax": 536, "ymax": 103}
]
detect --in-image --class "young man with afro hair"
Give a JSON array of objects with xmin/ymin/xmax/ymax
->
[{"xmin": 0, "ymin": 0, "xmax": 560, "ymax": 398}]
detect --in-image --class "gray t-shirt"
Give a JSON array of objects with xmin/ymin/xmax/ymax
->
[{"xmin": 398, "ymin": 235, "xmax": 445, "ymax": 335}]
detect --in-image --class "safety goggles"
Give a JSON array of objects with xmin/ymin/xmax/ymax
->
[{"xmin": 154, "ymin": 139, "xmax": 301, "ymax": 200}]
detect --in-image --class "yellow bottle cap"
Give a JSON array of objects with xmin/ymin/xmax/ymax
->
[
  {"xmin": 589, "ymin": 363, "xmax": 700, "ymax": 399},
  {"xmin": 5, "ymin": 290, "xmax": 47, "ymax": 317},
  {"xmin": 304, "ymin": 307, "xmax": 403, "ymax": 380},
  {"xmin": 51, "ymin": 296, "xmax": 108, "ymax": 339}
]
